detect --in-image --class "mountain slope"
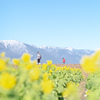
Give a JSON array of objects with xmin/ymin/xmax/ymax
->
[{"xmin": 0, "ymin": 40, "xmax": 94, "ymax": 64}]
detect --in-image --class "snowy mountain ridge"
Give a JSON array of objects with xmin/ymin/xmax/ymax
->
[
  {"xmin": 0, "ymin": 40, "xmax": 24, "ymax": 47},
  {"xmin": 0, "ymin": 40, "xmax": 94, "ymax": 64},
  {"xmin": 39, "ymin": 45, "xmax": 74, "ymax": 51}
]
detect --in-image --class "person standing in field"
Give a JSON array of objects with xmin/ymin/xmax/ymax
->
[
  {"xmin": 37, "ymin": 51, "xmax": 41, "ymax": 64},
  {"xmin": 62, "ymin": 58, "xmax": 65, "ymax": 64}
]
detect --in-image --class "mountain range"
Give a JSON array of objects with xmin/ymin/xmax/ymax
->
[{"xmin": 0, "ymin": 40, "xmax": 94, "ymax": 64}]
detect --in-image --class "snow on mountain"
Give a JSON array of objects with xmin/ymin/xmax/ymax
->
[
  {"xmin": 0, "ymin": 40, "xmax": 26, "ymax": 50},
  {"xmin": 0, "ymin": 40, "xmax": 95, "ymax": 64},
  {"xmin": 40, "ymin": 45, "xmax": 74, "ymax": 51},
  {"xmin": 39, "ymin": 45, "xmax": 47, "ymax": 49},
  {"xmin": 65, "ymin": 47, "xmax": 73, "ymax": 51},
  {"xmin": 0, "ymin": 40, "xmax": 28, "ymax": 59},
  {"xmin": 39, "ymin": 45, "xmax": 59, "ymax": 49},
  {"xmin": 0, "ymin": 40, "xmax": 23, "ymax": 46}
]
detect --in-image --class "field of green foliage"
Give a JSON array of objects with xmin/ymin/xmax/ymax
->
[{"xmin": 0, "ymin": 50, "xmax": 100, "ymax": 100}]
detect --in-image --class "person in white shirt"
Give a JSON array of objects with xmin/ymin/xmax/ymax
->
[{"xmin": 37, "ymin": 51, "xmax": 41, "ymax": 64}]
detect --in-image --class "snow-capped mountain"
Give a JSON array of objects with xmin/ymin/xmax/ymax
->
[
  {"xmin": 65, "ymin": 47, "xmax": 73, "ymax": 51},
  {"xmin": 0, "ymin": 40, "xmax": 94, "ymax": 64}
]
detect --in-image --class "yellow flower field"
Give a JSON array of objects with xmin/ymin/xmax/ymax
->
[{"xmin": 0, "ymin": 50, "xmax": 100, "ymax": 100}]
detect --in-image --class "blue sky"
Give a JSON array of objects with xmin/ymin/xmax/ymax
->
[{"xmin": 0, "ymin": 0, "xmax": 100, "ymax": 50}]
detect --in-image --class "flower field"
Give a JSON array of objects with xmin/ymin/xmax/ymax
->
[
  {"xmin": 0, "ymin": 50, "xmax": 100, "ymax": 100},
  {"xmin": 81, "ymin": 50, "xmax": 100, "ymax": 100}
]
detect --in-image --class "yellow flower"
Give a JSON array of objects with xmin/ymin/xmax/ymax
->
[
  {"xmin": 56, "ymin": 67, "xmax": 62, "ymax": 70},
  {"xmin": 49, "ymin": 69, "xmax": 53, "ymax": 73},
  {"xmin": 77, "ymin": 84, "xmax": 79, "ymax": 87},
  {"xmin": 1, "ymin": 52, "xmax": 5, "ymax": 58},
  {"xmin": 70, "ymin": 68, "xmax": 74, "ymax": 71},
  {"xmin": 86, "ymin": 89, "xmax": 90, "ymax": 95},
  {"xmin": 81, "ymin": 55, "xmax": 98, "ymax": 73},
  {"xmin": 54, "ymin": 65, "xmax": 57, "ymax": 68},
  {"xmin": 0, "ymin": 58, "xmax": 6, "ymax": 71},
  {"xmin": 62, "ymin": 82, "xmax": 77, "ymax": 97},
  {"xmin": 29, "ymin": 67, "xmax": 40, "ymax": 81},
  {"xmin": 43, "ymin": 73, "xmax": 49, "ymax": 81},
  {"xmin": 26, "ymin": 63, "xmax": 33, "ymax": 70},
  {"xmin": 47, "ymin": 60, "xmax": 52, "ymax": 66},
  {"xmin": 0, "ymin": 73, "xmax": 16, "ymax": 89},
  {"xmin": 42, "ymin": 63, "xmax": 47, "ymax": 70},
  {"xmin": 62, "ymin": 89, "xmax": 69, "ymax": 97},
  {"xmin": 12, "ymin": 59, "xmax": 19, "ymax": 65},
  {"xmin": 63, "ymin": 66, "xmax": 67, "ymax": 69},
  {"xmin": 38, "ymin": 64, "xmax": 41, "ymax": 67},
  {"xmin": 80, "ymin": 50, "xmax": 100, "ymax": 73},
  {"xmin": 49, "ymin": 73, "xmax": 51, "ymax": 76},
  {"xmin": 22, "ymin": 53, "xmax": 31, "ymax": 62},
  {"xmin": 65, "ymin": 67, "xmax": 70, "ymax": 70},
  {"xmin": 41, "ymin": 79, "xmax": 54, "ymax": 93},
  {"xmin": 51, "ymin": 65, "xmax": 54, "ymax": 67},
  {"xmin": 32, "ymin": 60, "xmax": 37, "ymax": 66}
]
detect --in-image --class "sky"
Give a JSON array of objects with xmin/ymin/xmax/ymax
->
[{"xmin": 0, "ymin": 0, "xmax": 100, "ymax": 50}]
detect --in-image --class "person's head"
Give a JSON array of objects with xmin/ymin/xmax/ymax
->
[
  {"xmin": 62, "ymin": 58, "xmax": 64, "ymax": 59},
  {"xmin": 37, "ymin": 51, "xmax": 39, "ymax": 54}
]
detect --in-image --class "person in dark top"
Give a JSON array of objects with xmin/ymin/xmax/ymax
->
[{"xmin": 37, "ymin": 52, "xmax": 41, "ymax": 64}]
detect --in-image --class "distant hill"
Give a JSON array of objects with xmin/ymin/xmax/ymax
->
[{"xmin": 0, "ymin": 40, "xmax": 94, "ymax": 64}]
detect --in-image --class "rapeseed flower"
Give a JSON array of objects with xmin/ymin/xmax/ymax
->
[
  {"xmin": 49, "ymin": 69, "xmax": 53, "ymax": 73},
  {"xmin": 43, "ymin": 73, "xmax": 49, "ymax": 81},
  {"xmin": 12, "ymin": 58, "xmax": 19, "ymax": 65},
  {"xmin": 56, "ymin": 67, "xmax": 62, "ymax": 70},
  {"xmin": 22, "ymin": 53, "xmax": 31, "ymax": 62},
  {"xmin": 65, "ymin": 67, "xmax": 70, "ymax": 70},
  {"xmin": 49, "ymin": 73, "xmax": 51, "ymax": 76},
  {"xmin": 70, "ymin": 68, "xmax": 74, "ymax": 71},
  {"xmin": 77, "ymin": 84, "xmax": 79, "ymax": 87},
  {"xmin": 1, "ymin": 52, "xmax": 5, "ymax": 58},
  {"xmin": 26, "ymin": 63, "xmax": 33, "ymax": 70},
  {"xmin": 0, "ymin": 58, "xmax": 6, "ymax": 71},
  {"xmin": 51, "ymin": 65, "xmax": 54, "ymax": 67},
  {"xmin": 47, "ymin": 60, "xmax": 52, "ymax": 66},
  {"xmin": 63, "ymin": 66, "xmax": 67, "ymax": 69},
  {"xmin": 41, "ymin": 79, "xmax": 54, "ymax": 94},
  {"xmin": 80, "ymin": 50, "xmax": 100, "ymax": 73},
  {"xmin": 86, "ymin": 89, "xmax": 90, "ymax": 95},
  {"xmin": 62, "ymin": 82, "xmax": 77, "ymax": 98},
  {"xmin": 29, "ymin": 67, "xmax": 40, "ymax": 81},
  {"xmin": 42, "ymin": 63, "xmax": 47, "ymax": 70},
  {"xmin": 0, "ymin": 73, "xmax": 16, "ymax": 89}
]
